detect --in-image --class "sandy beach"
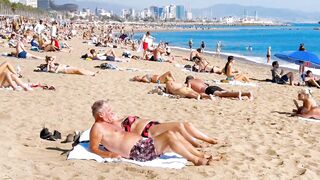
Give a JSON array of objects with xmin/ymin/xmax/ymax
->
[{"xmin": 0, "ymin": 36, "xmax": 319, "ymax": 179}]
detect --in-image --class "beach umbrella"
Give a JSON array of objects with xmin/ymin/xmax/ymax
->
[{"xmin": 274, "ymin": 51, "xmax": 320, "ymax": 69}]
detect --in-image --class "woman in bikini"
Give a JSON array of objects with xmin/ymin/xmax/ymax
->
[
  {"xmin": 45, "ymin": 56, "xmax": 96, "ymax": 76},
  {"xmin": 223, "ymin": 56, "xmax": 250, "ymax": 82},
  {"xmin": 111, "ymin": 115, "xmax": 218, "ymax": 147},
  {"xmin": 194, "ymin": 57, "xmax": 222, "ymax": 74},
  {"xmin": 293, "ymin": 89, "xmax": 320, "ymax": 119},
  {"xmin": 0, "ymin": 61, "xmax": 30, "ymax": 91},
  {"xmin": 131, "ymin": 71, "xmax": 176, "ymax": 84}
]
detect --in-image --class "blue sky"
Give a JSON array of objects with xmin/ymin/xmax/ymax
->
[{"xmin": 90, "ymin": 0, "xmax": 320, "ymax": 12}]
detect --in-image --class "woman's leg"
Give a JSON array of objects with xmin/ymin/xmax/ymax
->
[
  {"xmin": 236, "ymin": 74, "xmax": 250, "ymax": 82},
  {"xmin": 0, "ymin": 61, "xmax": 17, "ymax": 74},
  {"xmin": 10, "ymin": 73, "xmax": 28, "ymax": 91},
  {"xmin": 150, "ymin": 122, "xmax": 218, "ymax": 146},
  {"xmin": 183, "ymin": 122, "xmax": 218, "ymax": 144},
  {"xmin": 153, "ymin": 131, "xmax": 210, "ymax": 166},
  {"xmin": 3, "ymin": 72, "xmax": 17, "ymax": 90},
  {"xmin": 27, "ymin": 53, "xmax": 44, "ymax": 60},
  {"xmin": 149, "ymin": 122, "xmax": 202, "ymax": 147},
  {"xmin": 65, "ymin": 67, "xmax": 95, "ymax": 76},
  {"xmin": 158, "ymin": 71, "xmax": 176, "ymax": 83},
  {"xmin": 307, "ymin": 79, "xmax": 320, "ymax": 88}
]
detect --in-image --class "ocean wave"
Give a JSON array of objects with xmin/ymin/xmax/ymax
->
[{"xmin": 171, "ymin": 46, "xmax": 320, "ymax": 75}]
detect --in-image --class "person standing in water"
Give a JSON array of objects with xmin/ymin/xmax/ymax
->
[
  {"xmin": 266, "ymin": 46, "xmax": 271, "ymax": 63},
  {"xmin": 216, "ymin": 41, "xmax": 221, "ymax": 57},
  {"xmin": 200, "ymin": 41, "xmax": 205, "ymax": 52},
  {"xmin": 188, "ymin": 39, "xmax": 193, "ymax": 51}
]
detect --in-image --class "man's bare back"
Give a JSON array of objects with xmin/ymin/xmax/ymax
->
[{"xmin": 188, "ymin": 79, "xmax": 207, "ymax": 93}]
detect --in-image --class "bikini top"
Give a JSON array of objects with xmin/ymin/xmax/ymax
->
[{"xmin": 121, "ymin": 116, "xmax": 138, "ymax": 132}]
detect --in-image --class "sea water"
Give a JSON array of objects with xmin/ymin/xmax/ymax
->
[{"xmin": 135, "ymin": 23, "xmax": 320, "ymax": 74}]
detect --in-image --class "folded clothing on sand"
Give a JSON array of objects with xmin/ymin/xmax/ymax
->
[{"xmin": 68, "ymin": 129, "xmax": 187, "ymax": 169}]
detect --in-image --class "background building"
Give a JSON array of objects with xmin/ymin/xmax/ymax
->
[{"xmin": 176, "ymin": 5, "xmax": 185, "ymax": 20}]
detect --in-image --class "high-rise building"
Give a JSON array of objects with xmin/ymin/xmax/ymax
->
[
  {"xmin": 37, "ymin": 0, "xmax": 50, "ymax": 10},
  {"xmin": 176, "ymin": 5, "xmax": 185, "ymax": 20},
  {"xmin": 158, "ymin": 7, "xmax": 164, "ymax": 19},
  {"xmin": 186, "ymin": 9, "xmax": 192, "ymax": 20},
  {"xmin": 149, "ymin": 6, "xmax": 159, "ymax": 19},
  {"xmin": 168, "ymin": 5, "xmax": 176, "ymax": 19}
]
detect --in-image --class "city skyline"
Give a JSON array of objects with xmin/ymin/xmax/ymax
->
[{"xmin": 79, "ymin": 0, "xmax": 320, "ymax": 13}]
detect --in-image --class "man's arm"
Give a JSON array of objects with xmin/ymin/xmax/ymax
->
[{"xmin": 89, "ymin": 125, "xmax": 121, "ymax": 158}]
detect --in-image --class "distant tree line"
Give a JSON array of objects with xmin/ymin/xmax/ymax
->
[{"xmin": 0, "ymin": 0, "xmax": 50, "ymax": 18}]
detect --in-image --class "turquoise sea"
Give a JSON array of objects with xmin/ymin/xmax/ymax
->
[{"xmin": 136, "ymin": 23, "xmax": 320, "ymax": 74}]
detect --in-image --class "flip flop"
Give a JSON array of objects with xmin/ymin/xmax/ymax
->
[
  {"xmin": 53, "ymin": 130, "xmax": 61, "ymax": 139},
  {"xmin": 40, "ymin": 128, "xmax": 52, "ymax": 139}
]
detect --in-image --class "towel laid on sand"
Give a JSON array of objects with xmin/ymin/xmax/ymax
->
[
  {"xmin": 68, "ymin": 129, "xmax": 187, "ymax": 169},
  {"xmin": 298, "ymin": 117, "xmax": 320, "ymax": 123},
  {"xmin": 208, "ymin": 80, "xmax": 257, "ymax": 87}
]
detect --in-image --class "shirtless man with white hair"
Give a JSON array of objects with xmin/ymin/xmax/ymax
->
[{"xmin": 89, "ymin": 100, "xmax": 219, "ymax": 165}]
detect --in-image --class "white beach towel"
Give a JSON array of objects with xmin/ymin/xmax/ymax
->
[
  {"xmin": 209, "ymin": 80, "xmax": 258, "ymax": 87},
  {"xmin": 68, "ymin": 129, "xmax": 187, "ymax": 169},
  {"xmin": 298, "ymin": 117, "xmax": 320, "ymax": 123}
]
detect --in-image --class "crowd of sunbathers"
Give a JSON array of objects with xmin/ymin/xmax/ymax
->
[{"xmin": 2, "ymin": 16, "xmax": 320, "ymax": 167}]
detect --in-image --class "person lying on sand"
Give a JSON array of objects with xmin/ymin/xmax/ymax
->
[
  {"xmin": 131, "ymin": 71, "xmax": 176, "ymax": 84},
  {"xmin": 185, "ymin": 76, "xmax": 253, "ymax": 100},
  {"xmin": 89, "ymin": 100, "xmax": 220, "ymax": 165},
  {"xmin": 271, "ymin": 61, "xmax": 294, "ymax": 85},
  {"xmin": 88, "ymin": 49, "xmax": 125, "ymax": 62},
  {"xmin": 223, "ymin": 56, "xmax": 250, "ymax": 83},
  {"xmin": 44, "ymin": 56, "xmax": 96, "ymax": 76},
  {"xmin": 0, "ymin": 61, "xmax": 30, "ymax": 91},
  {"xmin": 193, "ymin": 57, "xmax": 222, "ymax": 74},
  {"xmin": 166, "ymin": 80, "xmax": 213, "ymax": 100},
  {"xmin": 304, "ymin": 70, "xmax": 320, "ymax": 88},
  {"xmin": 293, "ymin": 89, "xmax": 320, "ymax": 119},
  {"xmin": 97, "ymin": 113, "xmax": 218, "ymax": 148}
]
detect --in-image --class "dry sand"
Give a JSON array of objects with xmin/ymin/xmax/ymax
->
[{"xmin": 0, "ymin": 37, "xmax": 319, "ymax": 179}]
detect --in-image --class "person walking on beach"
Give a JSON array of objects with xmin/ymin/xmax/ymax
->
[
  {"xmin": 142, "ymin": 31, "xmax": 153, "ymax": 60},
  {"xmin": 200, "ymin": 41, "xmax": 205, "ymax": 52},
  {"xmin": 188, "ymin": 39, "xmax": 193, "ymax": 51},
  {"xmin": 266, "ymin": 46, "xmax": 271, "ymax": 63}
]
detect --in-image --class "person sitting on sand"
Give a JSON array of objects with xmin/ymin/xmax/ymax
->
[
  {"xmin": 185, "ymin": 76, "xmax": 253, "ymax": 100},
  {"xmin": 0, "ymin": 61, "xmax": 30, "ymax": 91},
  {"xmin": 89, "ymin": 100, "xmax": 220, "ymax": 165},
  {"xmin": 223, "ymin": 56, "xmax": 250, "ymax": 82},
  {"xmin": 271, "ymin": 61, "xmax": 294, "ymax": 85},
  {"xmin": 15, "ymin": 40, "xmax": 44, "ymax": 60},
  {"xmin": 293, "ymin": 89, "xmax": 320, "ymax": 119},
  {"xmin": 166, "ymin": 80, "xmax": 213, "ymax": 100},
  {"xmin": 193, "ymin": 57, "xmax": 222, "ymax": 74},
  {"xmin": 131, "ymin": 71, "xmax": 176, "ymax": 84},
  {"xmin": 304, "ymin": 70, "xmax": 320, "ymax": 88},
  {"xmin": 184, "ymin": 48, "xmax": 203, "ymax": 61},
  {"xmin": 149, "ymin": 44, "xmax": 173, "ymax": 63},
  {"xmin": 44, "ymin": 56, "xmax": 96, "ymax": 76}
]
